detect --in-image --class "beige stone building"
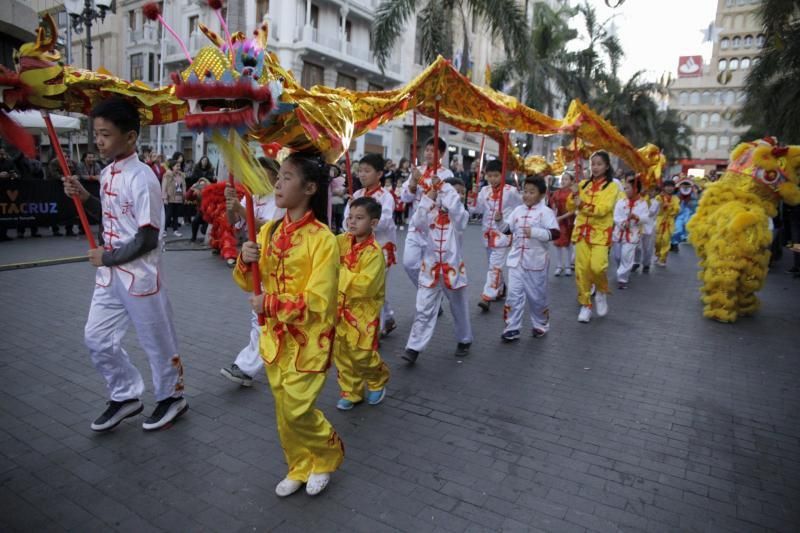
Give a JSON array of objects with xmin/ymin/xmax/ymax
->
[{"xmin": 669, "ymin": 0, "xmax": 763, "ymax": 169}]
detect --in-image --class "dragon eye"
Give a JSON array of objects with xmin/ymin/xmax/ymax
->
[{"xmin": 242, "ymin": 67, "xmax": 253, "ymax": 77}]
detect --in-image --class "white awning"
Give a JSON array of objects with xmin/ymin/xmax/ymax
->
[{"xmin": 7, "ymin": 110, "xmax": 81, "ymax": 133}]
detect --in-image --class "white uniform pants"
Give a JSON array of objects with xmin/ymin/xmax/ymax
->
[
  {"xmin": 381, "ymin": 265, "xmax": 395, "ymax": 327},
  {"xmin": 553, "ymin": 245, "xmax": 574, "ymax": 270},
  {"xmin": 481, "ymin": 246, "xmax": 509, "ymax": 301},
  {"xmin": 402, "ymin": 230, "xmax": 426, "ymax": 288},
  {"xmin": 406, "ymin": 284, "xmax": 473, "ymax": 352},
  {"xmin": 504, "ymin": 266, "xmax": 550, "ymax": 333},
  {"xmin": 616, "ymin": 242, "xmax": 638, "ymax": 284},
  {"xmin": 85, "ymin": 272, "xmax": 183, "ymax": 402},
  {"xmin": 233, "ymin": 312, "xmax": 264, "ymax": 376},
  {"xmin": 635, "ymin": 234, "xmax": 655, "ymax": 267}
]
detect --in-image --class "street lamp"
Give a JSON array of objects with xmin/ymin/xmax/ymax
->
[{"xmin": 64, "ymin": 0, "xmax": 113, "ymax": 152}]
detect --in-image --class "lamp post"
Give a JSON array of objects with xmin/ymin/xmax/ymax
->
[{"xmin": 64, "ymin": 0, "xmax": 113, "ymax": 153}]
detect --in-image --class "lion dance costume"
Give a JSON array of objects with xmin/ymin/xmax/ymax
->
[{"xmin": 687, "ymin": 138, "xmax": 800, "ymax": 322}]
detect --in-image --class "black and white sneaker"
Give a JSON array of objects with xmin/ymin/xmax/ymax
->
[
  {"xmin": 220, "ymin": 364, "xmax": 253, "ymax": 387},
  {"xmin": 90, "ymin": 399, "xmax": 143, "ymax": 432},
  {"xmin": 501, "ymin": 330, "xmax": 521, "ymax": 343},
  {"xmin": 142, "ymin": 396, "xmax": 188, "ymax": 431}
]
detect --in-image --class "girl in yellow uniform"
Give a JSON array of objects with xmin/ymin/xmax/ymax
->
[
  {"xmin": 567, "ymin": 151, "xmax": 620, "ymax": 323},
  {"xmin": 234, "ymin": 152, "xmax": 343, "ymax": 498},
  {"xmin": 334, "ymin": 197, "xmax": 390, "ymax": 411},
  {"xmin": 654, "ymin": 179, "xmax": 680, "ymax": 266}
]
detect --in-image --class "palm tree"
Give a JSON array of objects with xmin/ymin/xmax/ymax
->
[
  {"xmin": 737, "ymin": 0, "xmax": 800, "ymax": 143},
  {"xmin": 371, "ymin": 0, "xmax": 528, "ymax": 76},
  {"xmin": 567, "ymin": 1, "xmax": 624, "ymax": 104},
  {"xmin": 489, "ymin": 2, "xmax": 578, "ymax": 117}
]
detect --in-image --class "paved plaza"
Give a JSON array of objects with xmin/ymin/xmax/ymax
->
[{"xmin": 0, "ymin": 225, "xmax": 798, "ymax": 532}]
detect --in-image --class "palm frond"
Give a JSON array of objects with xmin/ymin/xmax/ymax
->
[{"xmin": 372, "ymin": 0, "xmax": 419, "ymax": 71}]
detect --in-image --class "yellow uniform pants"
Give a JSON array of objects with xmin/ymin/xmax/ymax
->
[
  {"xmin": 574, "ymin": 240, "xmax": 610, "ymax": 307},
  {"xmin": 655, "ymin": 221, "xmax": 674, "ymax": 263},
  {"xmin": 265, "ymin": 355, "xmax": 344, "ymax": 482},
  {"xmin": 334, "ymin": 343, "xmax": 390, "ymax": 404}
]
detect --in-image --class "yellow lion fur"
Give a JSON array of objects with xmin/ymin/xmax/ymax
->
[{"xmin": 687, "ymin": 139, "xmax": 800, "ymax": 323}]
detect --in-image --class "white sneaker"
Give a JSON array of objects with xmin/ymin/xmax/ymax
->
[
  {"xmin": 173, "ymin": 230, "xmax": 183, "ymax": 237},
  {"xmin": 578, "ymin": 306, "xmax": 592, "ymax": 323},
  {"xmin": 305, "ymin": 473, "xmax": 330, "ymax": 496},
  {"xmin": 275, "ymin": 478, "xmax": 303, "ymax": 497},
  {"xmin": 595, "ymin": 293, "xmax": 608, "ymax": 317},
  {"xmin": 554, "ymin": 267, "xmax": 563, "ymax": 277},
  {"xmin": 657, "ymin": 261, "xmax": 666, "ymax": 267},
  {"xmin": 564, "ymin": 268, "xmax": 573, "ymax": 277}
]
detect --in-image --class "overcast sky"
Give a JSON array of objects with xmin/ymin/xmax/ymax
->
[{"xmin": 570, "ymin": 0, "xmax": 718, "ymax": 82}]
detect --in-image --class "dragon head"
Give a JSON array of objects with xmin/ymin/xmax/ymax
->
[
  {"xmin": 172, "ymin": 23, "xmax": 295, "ymax": 134},
  {"xmin": 727, "ymin": 137, "xmax": 800, "ymax": 205},
  {"xmin": 1, "ymin": 14, "xmax": 65, "ymax": 111}
]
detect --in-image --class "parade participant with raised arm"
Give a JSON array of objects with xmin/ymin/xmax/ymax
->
[
  {"xmin": 400, "ymin": 137, "xmax": 454, "ymax": 288},
  {"xmin": 403, "ymin": 177, "xmax": 473, "ymax": 364},
  {"xmin": 476, "ymin": 159, "xmax": 523, "ymax": 312}
]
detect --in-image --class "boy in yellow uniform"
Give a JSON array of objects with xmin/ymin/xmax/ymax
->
[
  {"xmin": 334, "ymin": 197, "xmax": 391, "ymax": 410},
  {"xmin": 567, "ymin": 151, "xmax": 620, "ymax": 323},
  {"xmin": 655, "ymin": 179, "xmax": 680, "ymax": 266}
]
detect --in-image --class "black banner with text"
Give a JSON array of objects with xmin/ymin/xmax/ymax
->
[{"xmin": 0, "ymin": 179, "xmax": 100, "ymax": 228}]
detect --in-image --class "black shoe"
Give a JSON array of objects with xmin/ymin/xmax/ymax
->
[
  {"xmin": 642, "ymin": 265, "xmax": 650, "ymax": 274},
  {"xmin": 631, "ymin": 263, "xmax": 640, "ymax": 273},
  {"xmin": 501, "ymin": 330, "xmax": 520, "ymax": 343},
  {"xmin": 142, "ymin": 396, "xmax": 188, "ymax": 431},
  {"xmin": 16, "ymin": 233, "xmax": 25, "ymax": 239},
  {"xmin": 477, "ymin": 300, "xmax": 490, "ymax": 312},
  {"xmin": 90, "ymin": 399, "xmax": 143, "ymax": 432},
  {"xmin": 455, "ymin": 343, "xmax": 471, "ymax": 358},
  {"xmin": 32, "ymin": 233, "xmax": 42, "ymax": 238},
  {"xmin": 670, "ymin": 244, "xmax": 679, "ymax": 252},
  {"xmin": 0, "ymin": 235, "xmax": 13, "ymax": 242},
  {"xmin": 402, "ymin": 348, "xmax": 419, "ymax": 364},
  {"xmin": 787, "ymin": 266, "xmax": 800, "ymax": 274},
  {"xmin": 52, "ymin": 231, "xmax": 63, "ymax": 237}
]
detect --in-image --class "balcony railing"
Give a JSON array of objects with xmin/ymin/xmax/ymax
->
[
  {"xmin": 127, "ymin": 25, "xmax": 159, "ymax": 46},
  {"xmin": 303, "ymin": 27, "xmax": 401, "ymax": 75}
]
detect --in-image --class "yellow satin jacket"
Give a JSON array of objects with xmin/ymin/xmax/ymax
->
[
  {"xmin": 233, "ymin": 210, "xmax": 339, "ymax": 373},
  {"xmin": 567, "ymin": 178, "xmax": 621, "ymax": 246},
  {"xmin": 335, "ymin": 233, "xmax": 385, "ymax": 352}
]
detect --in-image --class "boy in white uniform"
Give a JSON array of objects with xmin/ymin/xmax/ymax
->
[
  {"xmin": 499, "ymin": 176, "xmax": 560, "ymax": 342},
  {"xmin": 63, "ymin": 98, "xmax": 187, "ymax": 432},
  {"xmin": 634, "ymin": 184, "xmax": 660, "ymax": 274},
  {"xmin": 403, "ymin": 177, "xmax": 473, "ymax": 363},
  {"xmin": 613, "ymin": 180, "xmax": 651, "ymax": 289},
  {"xmin": 343, "ymin": 153, "xmax": 398, "ymax": 336},
  {"xmin": 400, "ymin": 137, "xmax": 454, "ymax": 288},
  {"xmin": 220, "ymin": 157, "xmax": 284, "ymax": 386},
  {"xmin": 476, "ymin": 159, "xmax": 523, "ymax": 312}
]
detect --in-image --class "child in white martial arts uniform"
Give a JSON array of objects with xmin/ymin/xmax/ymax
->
[
  {"xmin": 500, "ymin": 176, "xmax": 560, "ymax": 342},
  {"xmin": 63, "ymin": 98, "xmax": 186, "ymax": 432},
  {"xmin": 403, "ymin": 178, "xmax": 473, "ymax": 363},
  {"xmin": 343, "ymin": 153, "xmax": 398, "ymax": 337},
  {"xmin": 634, "ymin": 184, "xmax": 660, "ymax": 274},
  {"xmin": 613, "ymin": 180, "xmax": 650, "ymax": 289},
  {"xmin": 220, "ymin": 157, "xmax": 284, "ymax": 387},
  {"xmin": 400, "ymin": 137, "xmax": 454, "ymax": 288},
  {"xmin": 476, "ymin": 159, "xmax": 522, "ymax": 312}
]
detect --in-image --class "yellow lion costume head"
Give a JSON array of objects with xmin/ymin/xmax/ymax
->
[{"xmin": 687, "ymin": 137, "xmax": 800, "ymax": 323}]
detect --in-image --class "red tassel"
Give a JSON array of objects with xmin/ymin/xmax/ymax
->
[
  {"xmin": 143, "ymin": 2, "xmax": 161, "ymax": 21},
  {"xmin": 0, "ymin": 111, "xmax": 35, "ymax": 157},
  {"xmin": 207, "ymin": 0, "xmax": 223, "ymax": 9}
]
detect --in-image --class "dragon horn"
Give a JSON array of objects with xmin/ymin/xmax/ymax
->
[{"xmin": 143, "ymin": 3, "xmax": 192, "ymax": 63}]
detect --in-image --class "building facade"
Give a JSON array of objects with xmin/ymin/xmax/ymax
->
[{"xmin": 668, "ymin": 0, "xmax": 763, "ymax": 169}]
